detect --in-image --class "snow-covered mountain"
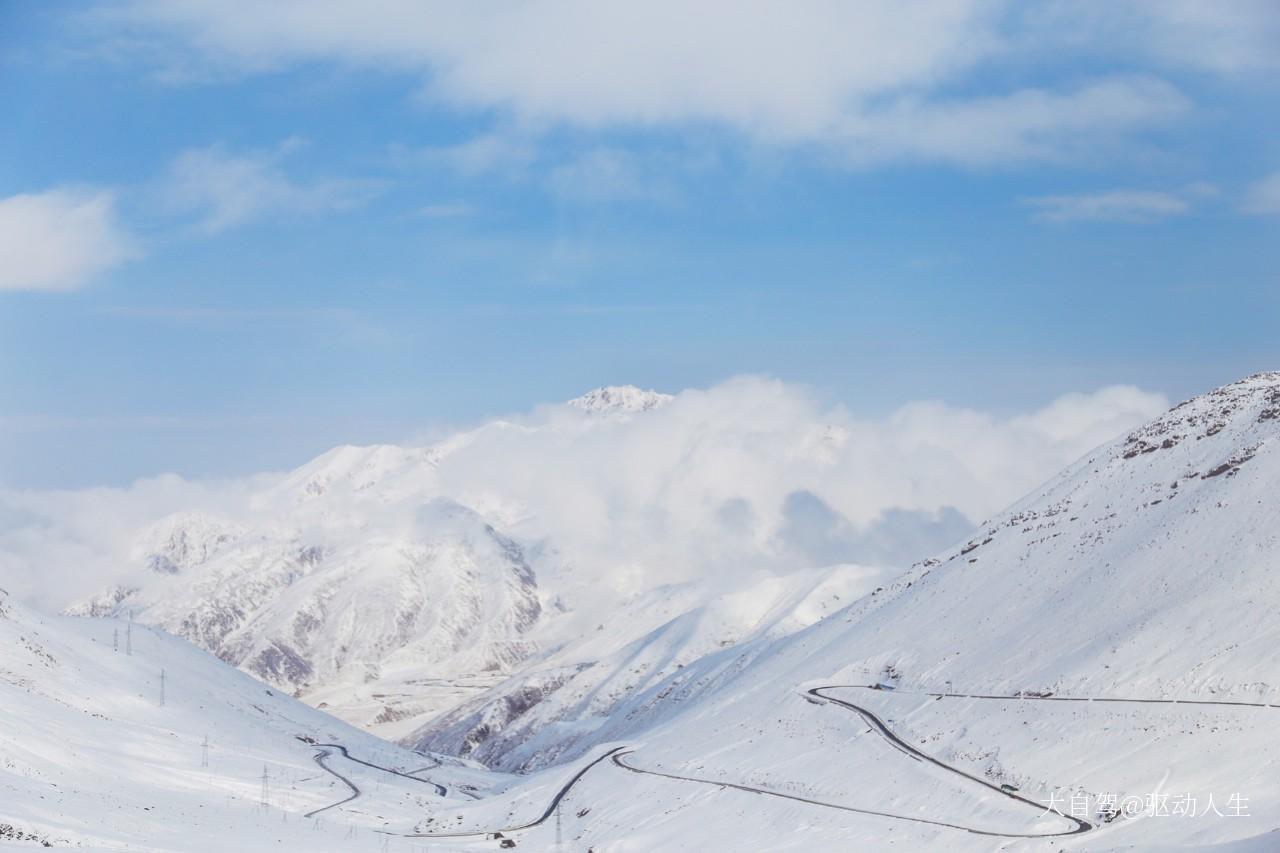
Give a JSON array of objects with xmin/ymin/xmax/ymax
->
[
  {"xmin": 60, "ymin": 385, "xmax": 776, "ymax": 739},
  {"xmin": 566, "ymin": 385, "xmax": 673, "ymax": 415},
  {"xmin": 419, "ymin": 370, "xmax": 1280, "ymax": 850},
  {"xmin": 12, "ymin": 373, "xmax": 1280, "ymax": 851},
  {"xmin": 53, "ymin": 380, "xmax": 1170, "ymax": 753},
  {"xmin": 69, "ymin": 498, "xmax": 543, "ymax": 737}
]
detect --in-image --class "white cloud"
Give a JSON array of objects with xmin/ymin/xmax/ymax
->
[
  {"xmin": 0, "ymin": 474, "xmax": 268, "ymax": 609},
  {"xmin": 0, "ymin": 376, "xmax": 1169, "ymax": 609},
  {"xmin": 1022, "ymin": 189, "xmax": 1192, "ymax": 223},
  {"xmin": 162, "ymin": 141, "xmax": 380, "ymax": 233},
  {"xmin": 0, "ymin": 189, "xmax": 137, "ymax": 292},
  {"xmin": 1241, "ymin": 171, "xmax": 1280, "ymax": 215},
  {"xmin": 833, "ymin": 76, "xmax": 1189, "ymax": 167},
  {"xmin": 1061, "ymin": 0, "xmax": 1280, "ymax": 75},
  {"xmin": 92, "ymin": 1, "xmax": 1215, "ymax": 166}
]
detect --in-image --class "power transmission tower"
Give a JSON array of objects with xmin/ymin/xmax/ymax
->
[
  {"xmin": 159, "ymin": 669, "xmax": 166, "ymax": 707},
  {"xmin": 201, "ymin": 735, "xmax": 209, "ymax": 768}
]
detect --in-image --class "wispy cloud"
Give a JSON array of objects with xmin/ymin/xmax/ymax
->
[
  {"xmin": 413, "ymin": 203, "xmax": 474, "ymax": 219},
  {"xmin": 100, "ymin": 304, "xmax": 360, "ymax": 323},
  {"xmin": 0, "ymin": 188, "xmax": 138, "ymax": 291},
  {"xmin": 410, "ymin": 133, "xmax": 538, "ymax": 178},
  {"xmin": 1241, "ymin": 171, "xmax": 1280, "ymax": 215},
  {"xmin": 161, "ymin": 140, "xmax": 381, "ymax": 233},
  {"xmin": 1022, "ymin": 189, "xmax": 1195, "ymax": 224},
  {"xmin": 835, "ymin": 76, "xmax": 1190, "ymax": 168},
  {"xmin": 545, "ymin": 148, "xmax": 679, "ymax": 204}
]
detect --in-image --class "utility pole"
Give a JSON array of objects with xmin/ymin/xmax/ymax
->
[
  {"xmin": 113, "ymin": 628, "xmax": 119, "ymax": 652},
  {"xmin": 159, "ymin": 669, "xmax": 166, "ymax": 707},
  {"xmin": 555, "ymin": 798, "xmax": 563, "ymax": 851},
  {"xmin": 260, "ymin": 764, "xmax": 270, "ymax": 810},
  {"xmin": 201, "ymin": 735, "xmax": 209, "ymax": 768},
  {"xmin": 126, "ymin": 611, "xmax": 133, "ymax": 656}
]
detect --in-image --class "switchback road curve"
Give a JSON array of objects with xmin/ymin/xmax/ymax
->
[
  {"xmin": 402, "ymin": 684, "xmax": 1090, "ymax": 842},
  {"xmin": 303, "ymin": 742, "xmax": 449, "ymax": 818}
]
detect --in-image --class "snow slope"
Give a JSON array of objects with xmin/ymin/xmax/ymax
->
[
  {"xmin": 408, "ymin": 563, "xmax": 883, "ymax": 771},
  {"xmin": 0, "ymin": 586, "xmax": 517, "ymax": 851},
  {"xmin": 364, "ymin": 371, "xmax": 1280, "ymax": 851},
  {"xmin": 10, "ymin": 373, "xmax": 1280, "ymax": 851},
  {"xmin": 504, "ymin": 371, "xmax": 1280, "ymax": 850}
]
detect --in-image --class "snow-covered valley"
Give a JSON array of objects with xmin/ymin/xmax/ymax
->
[{"xmin": 5, "ymin": 373, "xmax": 1280, "ymax": 851}]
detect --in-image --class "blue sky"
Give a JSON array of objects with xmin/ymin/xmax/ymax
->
[{"xmin": 1, "ymin": 1, "xmax": 1278, "ymax": 487}]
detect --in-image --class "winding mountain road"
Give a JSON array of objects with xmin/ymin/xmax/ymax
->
[
  {"xmin": 400, "ymin": 683, "xmax": 1091, "ymax": 842},
  {"xmin": 806, "ymin": 686, "xmax": 1090, "ymax": 836},
  {"xmin": 304, "ymin": 748, "xmax": 361, "ymax": 818},
  {"xmin": 314, "ymin": 743, "xmax": 448, "ymax": 796},
  {"xmin": 313, "ymin": 679, "xmax": 1270, "ymax": 839},
  {"xmin": 877, "ymin": 682, "xmax": 1280, "ymax": 710},
  {"xmin": 303, "ymin": 742, "xmax": 449, "ymax": 818},
  {"xmin": 404, "ymin": 746, "xmax": 627, "ymax": 840}
]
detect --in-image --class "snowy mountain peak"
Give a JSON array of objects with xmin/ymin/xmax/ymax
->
[
  {"xmin": 566, "ymin": 385, "xmax": 673, "ymax": 415},
  {"xmin": 131, "ymin": 511, "xmax": 246, "ymax": 575},
  {"xmin": 1116, "ymin": 369, "xmax": 1278, "ymax": 466}
]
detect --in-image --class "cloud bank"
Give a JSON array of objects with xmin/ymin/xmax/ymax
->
[
  {"xmin": 0, "ymin": 377, "xmax": 1167, "ymax": 610},
  {"xmin": 86, "ymin": 0, "xmax": 1279, "ymax": 166}
]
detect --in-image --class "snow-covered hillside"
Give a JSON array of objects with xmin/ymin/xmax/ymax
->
[
  {"xmin": 408, "ymin": 563, "xmax": 883, "ymax": 771},
  {"xmin": 8, "ymin": 374, "xmax": 1280, "ymax": 851},
  {"xmin": 47, "ymin": 380, "xmax": 1164, "ymax": 750},
  {"xmin": 446, "ymin": 371, "xmax": 1280, "ymax": 850},
  {"xmin": 0, "ymin": 586, "xmax": 509, "ymax": 850}
]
